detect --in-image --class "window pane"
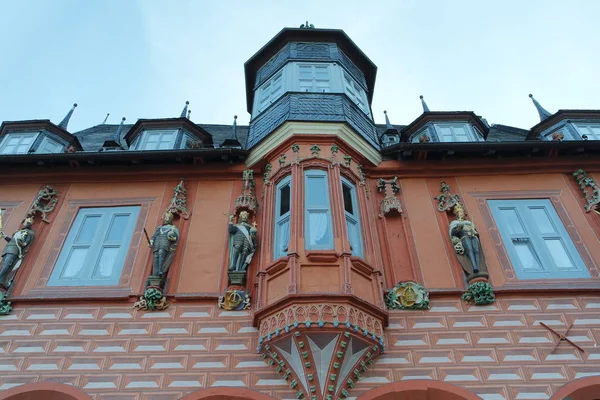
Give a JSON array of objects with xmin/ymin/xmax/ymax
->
[
  {"xmin": 307, "ymin": 210, "xmax": 331, "ymax": 246},
  {"xmin": 314, "ymin": 66, "xmax": 329, "ymax": 79},
  {"xmin": 92, "ymin": 246, "xmax": 120, "ymax": 278},
  {"xmin": 512, "ymin": 239, "xmax": 543, "ymax": 271},
  {"xmin": 497, "ymin": 208, "xmax": 525, "ymax": 234},
  {"xmin": 0, "ymin": 145, "xmax": 16, "ymax": 154},
  {"xmin": 16, "ymin": 144, "xmax": 31, "ymax": 153},
  {"xmin": 545, "ymin": 238, "xmax": 576, "ymax": 270},
  {"xmin": 275, "ymin": 216, "xmax": 290, "ymax": 258},
  {"xmin": 299, "ymin": 66, "xmax": 312, "ymax": 78},
  {"xmin": 438, "ymin": 126, "xmax": 453, "ymax": 140},
  {"xmin": 529, "ymin": 207, "xmax": 556, "ymax": 233},
  {"xmin": 279, "ymin": 185, "xmax": 290, "ymax": 216},
  {"xmin": 106, "ymin": 215, "xmax": 129, "ymax": 242},
  {"xmin": 61, "ymin": 247, "xmax": 88, "ymax": 278},
  {"xmin": 346, "ymin": 217, "xmax": 361, "ymax": 255},
  {"xmin": 75, "ymin": 215, "xmax": 101, "ymax": 243},
  {"xmin": 6, "ymin": 137, "xmax": 20, "ymax": 146},
  {"xmin": 342, "ymin": 184, "xmax": 353, "ymax": 214},
  {"xmin": 305, "ymin": 175, "xmax": 327, "ymax": 207}
]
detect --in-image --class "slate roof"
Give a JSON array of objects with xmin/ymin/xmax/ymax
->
[
  {"xmin": 373, "ymin": 123, "xmax": 528, "ymax": 143},
  {"xmin": 74, "ymin": 123, "xmax": 249, "ymax": 152}
]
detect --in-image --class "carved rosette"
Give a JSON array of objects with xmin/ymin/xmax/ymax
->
[
  {"xmin": 377, "ymin": 177, "xmax": 402, "ymax": 218},
  {"xmin": 385, "ymin": 281, "xmax": 429, "ymax": 310},
  {"xmin": 573, "ymin": 169, "xmax": 600, "ymax": 212},
  {"xmin": 256, "ymin": 302, "xmax": 385, "ymax": 399}
]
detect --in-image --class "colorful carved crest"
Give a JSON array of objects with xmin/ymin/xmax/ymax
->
[
  {"xmin": 218, "ymin": 289, "xmax": 250, "ymax": 311},
  {"xmin": 385, "ymin": 281, "xmax": 430, "ymax": 310}
]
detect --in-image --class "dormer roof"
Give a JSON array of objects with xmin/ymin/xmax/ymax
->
[
  {"xmin": 400, "ymin": 111, "xmax": 490, "ymax": 142},
  {"xmin": 0, "ymin": 119, "xmax": 83, "ymax": 150},
  {"xmin": 123, "ymin": 117, "xmax": 214, "ymax": 147}
]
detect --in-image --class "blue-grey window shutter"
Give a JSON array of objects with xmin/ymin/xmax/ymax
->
[
  {"xmin": 48, "ymin": 206, "xmax": 140, "ymax": 286},
  {"xmin": 489, "ymin": 199, "xmax": 589, "ymax": 280}
]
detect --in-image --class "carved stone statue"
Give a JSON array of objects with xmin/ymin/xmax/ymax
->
[
  {"xmin": 150, "ymin": 212, "xmax": 179, "ymax": 278},
  {"xmin": 449, "ymin": 203, "xmax": 487, "ymax": 280},
  {"xmin": 0, "ymin": 217, "xmax": 35, "ymax": 290},
  {"xmin": 228, "ymin": 211, "xmax": 258, "ymax": 272}
]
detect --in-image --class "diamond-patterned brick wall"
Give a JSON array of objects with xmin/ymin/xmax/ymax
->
[{"xmin": 0, "ymin": 295, "xmax": 599, "ymax": 400}]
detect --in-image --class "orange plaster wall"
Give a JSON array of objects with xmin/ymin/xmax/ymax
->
[
  {"xmin": 177, "ymin": 180, "xmax": 234, "ymax": 294},
  {"xmin": 300, "ymin": 264, "xmax": 340, "ymax": 293},
  {"xmin": 400, "ymin": 178, "xmax": 455, "ymax": 288}
]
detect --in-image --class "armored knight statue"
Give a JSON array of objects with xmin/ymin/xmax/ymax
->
[
  {"xmin": 0, "ymin": 217, "xmax": 35, "ymax": 290},
  {"xmin": 150, "ymin": 211, "xmax": 179, "ymax": 278},
  {"xmin": 228, "ymin": 211, "xmax": 258, "ymax": 272},
  {"xmin": 449, "ymin": 203, "xmax": 488, "ymax": 280}
]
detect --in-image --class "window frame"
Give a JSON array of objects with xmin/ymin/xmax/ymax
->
[
  {"xmin": 433, "ymin": 122, "xmax": 481, "ymax": 142},
  {"xmin": 573, "ymin": 122, "xmax": 600, "ymax": 140},
  {"xmin": 342, "ymin": 71, "xmax": 370, "ymax": 116},
  {"xmin": 488, "ymin": 198, "xmax": 590, "ymax": 280},
  {"xmin": 37, "ymin": 136, "xmax": 65, "ymax": 154},
  {"xmin": 274, "ymin": 175, "xmax": 292, "ymax": 259},
  {"xmin": 341, "ymin": 177, "xmax": 363, "ymax": 257},
  {"xmin": 304, "ymin": 169, "xmax": 334, "ymax": 251},
  {"xmin": 256, "ymin": 70, "xmax": 285, "ymax": 114},
  {"xmin": 47, "ymin": 205, "xmax": 141, "ymax": 287},
  {"xmin": 133, "ymin": 129, "xmax": 180, "ymax": 151},
  {"xmin": 0, "ymin": 132, "xmax": 39, "ymax": 154},
  {"xmin": 295, "ymin": 62, "xmax": 332, "ymax": 93}
]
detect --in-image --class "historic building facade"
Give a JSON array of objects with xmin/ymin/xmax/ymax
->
[{"xmin": 0, "ymin": 25, "xmax": 599, "ymax": 400}]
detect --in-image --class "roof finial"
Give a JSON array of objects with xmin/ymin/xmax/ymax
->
[
  {"xmin": 420, "ymin": 95, "xmax": 430, "ymax": 113},
  {"xmin": 187, "ymin": 109, "xmax": 191, "ymax": 119},
  {"xmin": 113, "ymin": 117, "xmax": 126, "ymax": 141},
  {"xmin": 528, "ymin": 93, "xmax": 552, "ymax": 121},
  {"xmin": 102, "ymin": 113, "xmax": 110, "ymax": 124},
  {"xmin": 384, "ymin": 110, "xmax": 394, "ymax": 131},
  {"xmin": 300, "ymin": 21, "xmax": 315, "ymax": 29},
  {"xmin": 58, "ymin": 103, "xmax": 78, "ymax": 130},
  {"xmin": 180, "ymin": 101, "xmax": 189, "ymax": 118},
  {"xmin": 232, "ymin": 115, "xmax": 238, "ymax": 141}
]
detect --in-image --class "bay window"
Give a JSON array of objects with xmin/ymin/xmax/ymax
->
[
  {"xmin": 342, "ymin": 178, "xmax": 363, "ymax": 257},
  {"xmin": 304, "ymin": 169, "xmax": 334, "ymax": 250},
  {"xmin": 274, "ymin": 176, "xmax": 292, "ymax": 259}
]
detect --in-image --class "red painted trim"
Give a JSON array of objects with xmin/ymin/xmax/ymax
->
[
  {"xmin": 180, "ymin": 387, "xmax": 277, "ymax": 400},
  {"xmin": 550, "ymin": 376, "xmax": 600, "ymax": 400},
  {"xmin": 357, "ymin": 380, "xmax": 480, "ymax": 400},
  {"xmin": 0, "ymin": 382, "xmax": 92, "ymax": 400}
]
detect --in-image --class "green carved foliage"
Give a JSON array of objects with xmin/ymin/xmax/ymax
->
[{"xmin": 461, "ymin": 281, "xmax": 495, "ymax": 305}]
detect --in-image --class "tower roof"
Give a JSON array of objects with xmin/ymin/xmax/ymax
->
[{"xmin": 244, "ymin": 27, "xmax": 377, "ymax": 113}]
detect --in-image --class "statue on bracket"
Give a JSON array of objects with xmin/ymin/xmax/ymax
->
[
  {"xmin": 135, "ymin": 180, "xmax": 189, "ymax": 311},
  {"xmin": 227, "ymin": 210, "xmax": 258, "ymax": 282},
  {"xmin": 0, "ymin": 216, "xmax": 35, "ymax": 292},
  {"xmin": 435, "ymin": 181, "xmax": 495, "ymax": 305}
]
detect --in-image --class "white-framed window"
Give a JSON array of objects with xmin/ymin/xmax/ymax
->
[
  {"xmin": 434, "ymin": 123, "xmax": 477, "ymax": 142},
  {"xmin": 134, "ymin": 130, "xmax": 179, "ymax": 150},
  {"xmin": 489, "ymin": 199, "xmax": 589, "ymax": 280},
  {"xmin": 37, "ymin": 137, "xmax": 64, "ymax": 154},
  {"xmin": 0, "ymin": 132, "xmax": 38, "ymax": 154},
  {"xmin": 257, "ymin": 71, "xmax": 284, "ymax": 113},
  {"xmin": 574, "ymin": 123, "xmax": 600, "ymax": 140},
  {"xmin": 48, "ymin": 206, "xmax": 140, "ymax": 286},
  {"xmin": 304, "ymin": 169, "xmax": 334, "ymax": 250},
  {"xmin": 297, "ymin": 63, "xmax": 331, "ymax": 93},
  {"xmin": 341, "ymin": 178, "xmax": 363, "ymax": 257},
  {"xmin": 343, "ymin": 72, "xmax": 369, "ymax": 115},
  {"xmin": 274, "ymin": 176, "xmax": 292, "ymax": 259}
]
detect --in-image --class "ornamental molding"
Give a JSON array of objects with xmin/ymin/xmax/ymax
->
[
  {"xmin": 165, "ymin": 179, "xmax": 190, "ymax": 220},
  {"xmin": 26, "ymin": 185, "xmax": 60, "ymax": 223},
  {"xmin": 235, "ymin": 169, "xmax": 258, "ymax": 215},
  {"xmin": 377, "ymin": 176, "xmax": 402, "ymax": 218},
  {"xmin": 435, "ymin": 180, "xmax": 462, "ymax": 213},
  {"xmin": 573, "ymin": 169, "xmax": 600, "ymax": 213}
]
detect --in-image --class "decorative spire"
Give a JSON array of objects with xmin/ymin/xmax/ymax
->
[
  {"xmin": 113, "ymin": 117, "xmax": 126, "ymax": 141},
  {"xmin": 420, "ymin": 95, "xmax": 430, "ymax": 113},
  {"xmin": 528, "ymin": 94, "xmax": 552, "ymax": 121},
  {"xmin": 384, "ymin": 110, "xmax": 394, "ymax": 131},
  {"xmin": 221, "ymin": 115, "xmax": 241, "ymax": 148},
  {"xmin": 187, "ymin": 109, "xmax": 191, "ymax": 119},
  {"xmin": 180, "ymin": 101, "xmax": 189, "ymax": 118},
  {"xmin": 58, "ymin": 103, "xmax": 78, "ymax": 130},
  {"xmin": 102, "ymin": 113, "xmax": 110, "ymax": 124}
]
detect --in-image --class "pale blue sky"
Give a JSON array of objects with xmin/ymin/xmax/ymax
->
[{"xmin": 1, "ymin": 1, "xmax": 598, "ymax": 133}]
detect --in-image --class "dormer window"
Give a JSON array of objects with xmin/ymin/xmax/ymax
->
[
  {"xmin": 574, "ymin": 123, "xmax": 600, "ymax": 140},
  {"xmin": 0, "ymin": 132, "xmax": 38, "ymax": 154},
  {"xmin": 436, "ymin": 123, "xmax": 478, "ymax": 142},
  {"xmin": 37, "ymin": 136, "xmax": 65, "ymax": 153},
  {"xmin": 343, "ymin": 72, "xmax": 369, "ymax": 114}
]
